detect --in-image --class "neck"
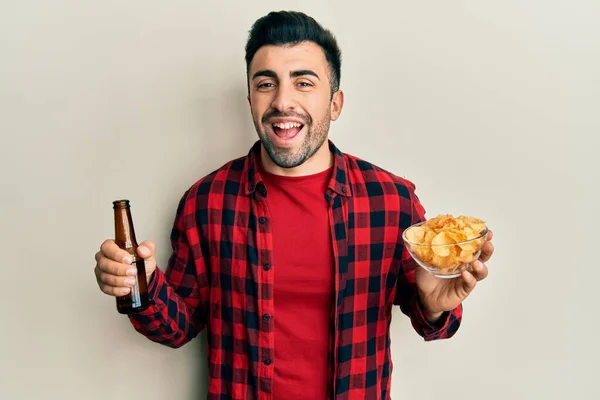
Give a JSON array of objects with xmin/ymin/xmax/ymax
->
[{"xmin": 260, "ymin": 141, "xmax": 333, "ymax": 177}]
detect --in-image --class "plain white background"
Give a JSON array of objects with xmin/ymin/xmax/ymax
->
[{"xmin": 1, "ymin": 1, "xmax": 596, "ymax": 399}]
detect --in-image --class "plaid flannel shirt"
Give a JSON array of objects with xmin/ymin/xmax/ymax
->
[{"xmin": 129, "ymin": 140, "xmax": 462, "ymax": 399}]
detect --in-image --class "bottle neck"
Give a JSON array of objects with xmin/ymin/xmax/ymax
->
[{"xmin": 114, "ymin": 207, "xmax": 137, "ymax": 249}]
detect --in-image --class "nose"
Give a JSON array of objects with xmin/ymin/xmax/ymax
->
[{"xmin": 270, "ymin": 82, "xmax": 296, "ymax": 112}]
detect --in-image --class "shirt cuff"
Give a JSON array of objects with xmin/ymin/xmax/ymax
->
[{"xmin": 412, "ymin": 294, "xmax": 456, "ymax": 339}]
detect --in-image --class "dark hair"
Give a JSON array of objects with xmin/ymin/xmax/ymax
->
[{"xmin": 245, "ymin": 11, "xmax": 342, "ymax": 96}]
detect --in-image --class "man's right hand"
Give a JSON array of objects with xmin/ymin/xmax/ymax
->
[{"xmin": 94, "ymin": 240, "xmax": 157, "ymax": 297}]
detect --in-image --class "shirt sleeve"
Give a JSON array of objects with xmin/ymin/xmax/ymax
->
[
  {"xmin": 394, "ymin": 182, "xmax": 463, "ymax": 341},
  {"xmin": 127, "ymin": 190, "xmax": 209, "ymax": 348}
]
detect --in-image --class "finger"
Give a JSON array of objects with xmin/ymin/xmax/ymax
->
[
  {"xmin": 479, "ymin": 241, "xmax": 494, "ymax": 263},
  {"xmin": 137, "ymin": 241, "xmax": 157, "ymax": 279},
  {"xmin": 97, "ymin": 256, "xmax": 137, "ymax": 277},
  {"xmin": 471, "ymin": 260, "xmax": 488, "ymax": 281},
  {"xmin": 460, "ymin": 269, "xmax": 477, "ymax": 294},
  {"xmin": 137, "ymin": 240, "xmax": 156, "ymax": 263},
  {"xmin": 99, "ymin": 283, "xmax": 131, "ymax": 297},
  {"xmin": 486, "ymin": 230, "xmax": 493, "ymax": 241},
  {"xmin": 95, "ymin": 267, "xmax": 137, "ymax": 288},
  {"xmin": 100, "ymin": 239, "xmax": 134, "ymax": 264}
]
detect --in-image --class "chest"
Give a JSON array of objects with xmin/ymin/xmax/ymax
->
[
  {"xmin": 202, "ymin": 191, "xmax": 403, "ymax": 299},
  {"xmin": 266, "ymin": 183, "xmax": 335, "ymax": 302}
]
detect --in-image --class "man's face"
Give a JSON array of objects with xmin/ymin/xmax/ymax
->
[{"xmin": 247, "ymin": 41, "xmax": 343, "ymax": 169}]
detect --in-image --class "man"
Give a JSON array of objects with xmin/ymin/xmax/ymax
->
[{"xmin": 94, "ymin": 10, "xmax": 494, "ymax": 400}]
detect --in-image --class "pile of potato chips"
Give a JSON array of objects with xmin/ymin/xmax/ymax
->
[{"xmin": 404, "ymin": 214, "xmax": 487, "ymax": 272}]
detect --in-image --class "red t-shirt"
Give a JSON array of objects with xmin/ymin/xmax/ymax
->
[{"xmin": 259, "ymin": 164, "xmax": 335, "ymax": 400}]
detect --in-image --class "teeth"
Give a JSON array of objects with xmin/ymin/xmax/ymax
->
[{"xmin": 273, "ymin": 122, "xmax": 302, "ymax": 129}]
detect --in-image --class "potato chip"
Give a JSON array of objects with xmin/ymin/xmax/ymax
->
[
  {"xmin": 457, "ymin": 248, "xmax": 475, "ymax": 263},
  {"xmin": 458, "ymin": 216, "xmax": 486, "ymax": 235},
  {"xmin": 431, "ymin": 232, "xmax": 454, "ymax": 256},
  {"xmin": 405, "ymin": 226, "xmax": 425, "ymax": 243},
  {"xmin": 447, "ymin": 231, "xmax": 467, "ymax": 243},
  {"xmin": 414, "ymin": 245, "xmax": 433, "ymax": 263},
  {"xmin": 424, "ymin": 230, "xmax": 436, "ymax": 243},
  {"xmin": 462, "ymin": 226, "xmax": 479, "ymax": 240},
  {"xmin": 431, "ymin": 249, "xmax": 460, "ymax": 269}
]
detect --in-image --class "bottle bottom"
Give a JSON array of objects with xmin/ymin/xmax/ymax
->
[{"xmin": 116, "ymin": 294, "xmax": 149, "ymax": 314}]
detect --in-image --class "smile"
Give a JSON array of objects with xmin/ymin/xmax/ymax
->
[
  {"xmin": 272, "ymin": 122, "xmax": 303, "ymax": 129},
  {"xmin": 268, "ymin": 120, "xmax": 306, "ymax": 142}
]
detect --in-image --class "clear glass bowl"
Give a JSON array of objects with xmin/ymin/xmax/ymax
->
[{"xmin": 402, "ymin": 221, "xmax": 488, "ymax": 278}]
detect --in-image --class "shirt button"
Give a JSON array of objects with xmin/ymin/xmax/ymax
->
[
  {"xmin": 262, "ymin": 314, "xmax": 271, "ymax": 321},
  {"xmin": 259, "ymin": 217, "xmax": 267, "ymax": 224},
  {"xmin": 263, "ymin": 263, "xmax": 271, "ymax": 271},
  {"xmin": 342, "ymin": 186, "xmax": 347, "ymax": 193},
  {"xmin": 264, "ymin": 359, "xmax": 272, "ymax": 366}
]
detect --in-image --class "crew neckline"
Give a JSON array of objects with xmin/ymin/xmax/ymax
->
[{"xmin": 258, "ymin": 154, "xmax": 334, "ymax": 185}]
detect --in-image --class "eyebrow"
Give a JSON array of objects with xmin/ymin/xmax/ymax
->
[
  {"xmin": 291, "ymin": 70, "xmax": 320, "ymax": 80},
  {"xmin": 251, "ymin": 69, "xmax": 320, "ymax": 80},
  {"xmin": 252, "ymin": 70, "xmax": 277, "ymax": 80}
]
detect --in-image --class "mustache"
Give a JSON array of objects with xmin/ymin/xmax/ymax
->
[{"xmin": 261, "ymin": 110, "xmax": 311, "ymax": 125}]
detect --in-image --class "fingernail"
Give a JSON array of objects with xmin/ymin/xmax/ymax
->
[
  {"xmin": 125, "ymin": 279, "xmax": 135, "ymax": 286},
  {"xmin": 123, "ymin": 256, "xmax": 132, "ymax": 264},
  {"xmin": 121, "ymin": 288, "xmax": 130, "ymax": 295},
  {"xmin": 138, "ymin": 246, "xmax": 148, "ymax": 256},
  {"xmin": 474, "ymin": 261, "xmax": 481, "ymax": 269},
  {"xmin": 127, "ymin": 268, "xmax": 137, "ymax": 276}
]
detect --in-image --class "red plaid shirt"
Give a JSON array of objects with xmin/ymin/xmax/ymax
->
[{"xmin": 129, "ymin": 140, "xmax": 462, "ymax": 399}]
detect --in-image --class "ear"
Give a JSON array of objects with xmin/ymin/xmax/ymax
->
[{"xmin": 330, "ymin": 90, "xmax": 344, "ymax": 121}]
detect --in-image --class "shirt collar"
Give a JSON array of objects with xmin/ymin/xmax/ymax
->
[{"xmin": 243, "ymin": 140, "xmax": 352, "ymax": 198}]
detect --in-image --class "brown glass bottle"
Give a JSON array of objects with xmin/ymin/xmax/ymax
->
[{"xmin": 113, "ymin": 200, "xmax": 149, "ymax": 314}]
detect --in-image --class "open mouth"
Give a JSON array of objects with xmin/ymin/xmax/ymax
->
[{"xmin": 271, "ymin": 121, "xmax": 305, "ymax": 140}]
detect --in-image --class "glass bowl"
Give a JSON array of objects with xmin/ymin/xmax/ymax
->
[{"xmin": 402, "ymin": 221, "xmax": 488, "ymax": 278}]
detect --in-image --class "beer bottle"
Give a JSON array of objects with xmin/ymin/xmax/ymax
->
[{"xmin": 113, "ymin": 199, "xmax": 149, "ymax": 314}]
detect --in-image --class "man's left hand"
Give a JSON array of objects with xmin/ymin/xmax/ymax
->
[{"xmin": 415, "ymin": 230, "xmax": 494, "ymax": 322}]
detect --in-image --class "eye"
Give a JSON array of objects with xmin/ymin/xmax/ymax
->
[
  {"xmin": 257, "ymin": 82, "xmax": 275, "ymax": 90},
  {"xmin": 297, "ymin": 81, "xmax": 313, "ymax": 88}
]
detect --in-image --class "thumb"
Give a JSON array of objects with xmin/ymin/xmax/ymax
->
[{"xmin": 137, "ymin": 240, "xmax": 157, "ymax": 276}]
